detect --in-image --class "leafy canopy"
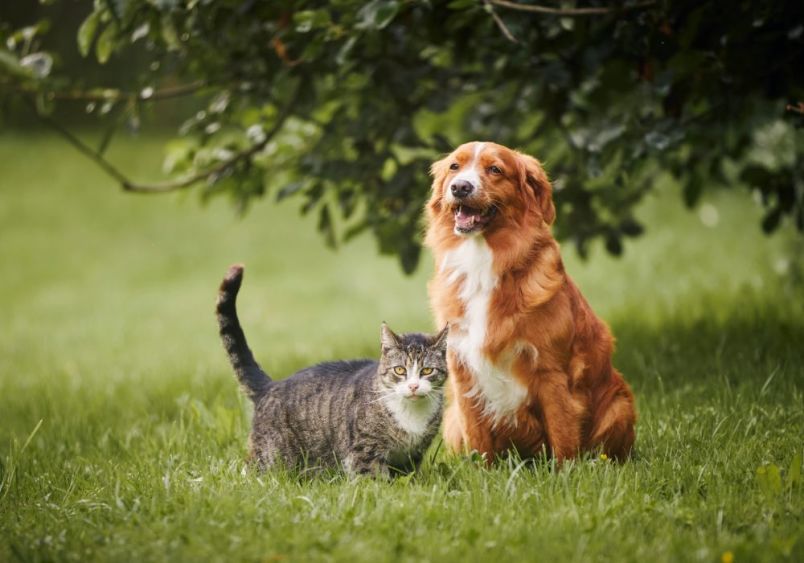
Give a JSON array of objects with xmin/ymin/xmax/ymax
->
[{"xmin": 1, "ymin": 0, "xmax": 802, "ymax": 272}]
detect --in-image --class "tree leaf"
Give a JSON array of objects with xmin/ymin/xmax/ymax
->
[
  {"xmin": 162, "ymin": 139, "xmax": 195, "ymax": 174},
  {"xmin": 95, "ymin": 23, "xmax": 118, "ymax": 64},
  {"xmin": 77, "ymin": 10, "xmax": 101, "ymax": 57},
  {"xmin": 318, "ymin": 205, "xmax": 337, "ymax": 248},
  {"xmin": 109, "ymin": 0, "xmax": 130, "ymax": 20},
  {"xmin": 19, "ymin": 53, "xmax": 53, "ymax": 79},
  {"xmin": 293, "ymin": 10, "xmax": 329, "ymax": 33},
  {"xmin": 343, "ymin": 221, "xmax": 368, "ymax": 242},
  {"xmin": 160, "ymin": 15, "xmax": 181, "ymax": 51},
  {"xmin": 34, "ymin": 91, "xmax": 54, "ymax": 115},
  {"xmin": 336, "ymin": 36, "xmax": 358, "ymax": 66},
  {"xmin": 398, "ymin": 242, "xmax": 421, "ymax": 275},
  {"xmin": 605, "ymin": 233, "xmax": 623, "ymax": 256},
  {"xmin": 644, "ymin": 131, "xmax": 671, "ymax": 151},
  {"xmin": 356, "ymin": 0, "xmax": 400, "ymax": 30},
  {"xmin": 0, "ymin": 49, "xmax": 32, "ymax": 79},
  {"xmin": 682, "ymin": 174, "xmax": 703, "ymax": 208},
  {"xmin": 761, "ymin": 206, "xmax": 782, "ymax": 234},
  {"xmin": 740, "ymin": 165, "xmax": 773, "ymax": 189},
  {"xmin": 276, "ymin": 181, "xmax": 306, "ymax": 202},
  {"xmin": 301, "ymin": 184, "xmax": 324, "ymax": 215},
  {"xmin": 619, "ymin": 218, "xmax": 644, "ymax": 237}
]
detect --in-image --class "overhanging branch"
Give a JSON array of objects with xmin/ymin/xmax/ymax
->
[
  {"xmin": 786, "ymin": 102, "xmax": 804, "ymax": 115},
  {"xmin": 484, "ymin": 0, "xmax": 519, "ymax": 43},
  {"xmin": 27, "ymin": 85, "xmax": 299, "ymax": 194},
  {"xmin": 9, "ymin": 80, "xmax": 207, "ymax": 103},
  {"xmin": 487, "ymin": 0, "xmax": 656, "ymax": 16}
]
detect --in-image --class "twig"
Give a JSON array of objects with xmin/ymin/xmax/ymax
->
[
  {"xmin": 487, "ymin": 0, "xmax": 656, "ymax": 16},
  {"xmin": 786, "ymin": 102, "xmax": 804, "ymax": 115},
  {"xmin": 10, "ymin": 80, "xmax": 207, "ymax": 103},
  {"xmin": 26, "ymin": 84, "xmax": 299, "ymax": 194},
  {"xmin": 484, "ymin": 0, "xmax": 519, "ymax": 43},
  {"xmin": 26, "ymin": 100, "xmax": 132, "ymax": 187}
]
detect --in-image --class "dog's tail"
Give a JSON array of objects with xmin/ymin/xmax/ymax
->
[{"xmin": 216, "ymin": 264, "xmax": 271, "ymax": 401}]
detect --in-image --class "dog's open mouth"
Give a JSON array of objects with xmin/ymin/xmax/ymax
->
[{"xmin": 453, "ymin": 204, "xmax": 497, "ymax": 234}]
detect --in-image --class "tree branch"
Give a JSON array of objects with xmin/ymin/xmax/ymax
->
[
  {"xmin": 786, "ymin": 102, "xmax": 804, "ymax": 115},
  {"xmin": 27, "ymin": 85, "xmax": 299, "ymax": 194},
  {"xmin": 484, "ymin": 0, "xmax": 519, "ymax": 43},
  {"xmin": 27, "ymin": 101, "xmax": 132, "ymax": 187},
  {"xmin": 11, "ymin": 80, "xmax": 207, "ymax": 103},
  {"xmin": 487, "ymin": 0, "xmax": 656, "ymax": 16}
]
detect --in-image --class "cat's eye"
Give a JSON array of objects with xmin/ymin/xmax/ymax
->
[
  {"xmin": 420, "ymin": 368, "xmax": 434, "ymax": 376},
  {"xmin": 393, "ymin": 366, "xmax": 407, "ymax": 376}
]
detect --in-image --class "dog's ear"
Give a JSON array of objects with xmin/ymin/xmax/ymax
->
[
  {"xmin": 427, "ymin": 155, "xmax": 451, "ymax": 215},
  {"xmin": 518, "ymin": 153, "xmax": 556, "ymax": 226}
]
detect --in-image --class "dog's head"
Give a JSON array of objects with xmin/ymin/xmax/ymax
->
[{"xmin": 427, "ymin": 141, "xmax": 555, "ymax": 238}]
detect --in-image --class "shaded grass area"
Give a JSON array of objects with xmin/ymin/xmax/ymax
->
[{"xmin": 1, "ymin": 133, "xmax": 802, "ymax": 562}]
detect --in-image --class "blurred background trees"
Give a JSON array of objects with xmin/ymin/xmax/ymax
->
[{"xmin": 1, "ymin": 0, "xmax": 802, "ymax": 272}]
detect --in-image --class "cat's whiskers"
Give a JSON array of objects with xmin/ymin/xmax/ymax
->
[
  {"xmin": 424, "ymin": 392, "xmax": 442, "ymax": 408},
  {"xmin": 423, "ymin": 392, "xmax": 443, "ymax": 417},
  {"xmin": 367, "ymin": 389, "xmax": 402, "ymax": 405}
]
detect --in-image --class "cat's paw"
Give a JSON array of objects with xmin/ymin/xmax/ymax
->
[{"xmin": 343, "ymin": 455, "xmax": 391, "ymax": 480}]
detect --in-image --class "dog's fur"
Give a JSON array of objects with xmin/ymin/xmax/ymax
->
[{"xmin": 425, "ymin": 141, "xmax": 636, "ymax": 462}]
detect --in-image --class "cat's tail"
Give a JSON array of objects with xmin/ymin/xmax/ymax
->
[{"xmin": 217, "ymin": 264, "xmax": 271, "ymax": 401}]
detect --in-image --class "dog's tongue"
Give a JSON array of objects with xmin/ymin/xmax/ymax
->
[{"xmin": 455, "ymin": 205, "xmax": 482, "ymax": 230}]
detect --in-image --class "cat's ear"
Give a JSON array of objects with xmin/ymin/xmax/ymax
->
[
  {"xmin": 431, "ymin": 324, "xmax": 449, "ymax": 352},
  {"xmin": 380, "ymin": 322, "xmax": 401, "ymax": 350}
]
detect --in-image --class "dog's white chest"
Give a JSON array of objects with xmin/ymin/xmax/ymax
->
[{"xmin": 441, "ymin": 239, "xmax": 528, "ymax": 425}]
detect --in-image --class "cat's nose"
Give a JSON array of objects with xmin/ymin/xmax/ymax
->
[{"xmin": 408, "ymin": 382, "xmax": 419, "ymax": 394}]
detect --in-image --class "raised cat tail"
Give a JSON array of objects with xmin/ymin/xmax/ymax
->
[{"xmin": 217, "ymin": 264, "xmax": 271, "ymax": 401}]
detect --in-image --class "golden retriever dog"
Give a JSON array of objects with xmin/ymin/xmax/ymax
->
[{"xmin": 425, "ymin": 141, "xmax": 636, "ymax": 462}]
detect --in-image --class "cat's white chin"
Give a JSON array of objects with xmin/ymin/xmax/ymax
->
[{"xmin": 383, "ymin": 393, "xmax": 441, "ymax": 436}]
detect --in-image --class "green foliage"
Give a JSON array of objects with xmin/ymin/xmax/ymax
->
[{"xmin": 1, "ymin": 1, "xmax": 803, "ymax": 271}]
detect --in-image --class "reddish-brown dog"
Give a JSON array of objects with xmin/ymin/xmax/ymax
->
[{"xmin": 425, "ymin": 141, "xmax": 636, "ymax": 462}]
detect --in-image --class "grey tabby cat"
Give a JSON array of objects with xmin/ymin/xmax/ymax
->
[{"xmin": 216, "ymin": 264, "xmax": 448, "ymax": 477}]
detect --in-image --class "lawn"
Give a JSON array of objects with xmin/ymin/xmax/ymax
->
[{"xmin": 0, "ymin": 133, "xmax": 802, "ymax": 562}]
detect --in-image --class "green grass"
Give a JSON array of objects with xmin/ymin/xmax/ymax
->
[{"xmin": 0, "ymin": 133, "xmax": 802, "ymax": 562}]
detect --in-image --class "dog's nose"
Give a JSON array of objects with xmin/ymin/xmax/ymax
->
[
  {"xmin": 408, "ymin": 382, "xmax": 419, "ymax": 394},
  {"xmin": 450, "ymin": 179, "xmax": 474, "ymax": 199}
]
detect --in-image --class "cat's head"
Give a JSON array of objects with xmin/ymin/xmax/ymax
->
[{"xmin": 377, "ymin": 323, "xmax": 449, "ymax": 402}]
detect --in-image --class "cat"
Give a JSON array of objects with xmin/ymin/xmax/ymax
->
[{"xmin": 216, "ymin": 264, "xmax": 449, "ymax": 477}]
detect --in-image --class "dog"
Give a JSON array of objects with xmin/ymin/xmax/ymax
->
[{"xmin": 425, "ymin": 141, "xmax": 636, "ymax": 462}]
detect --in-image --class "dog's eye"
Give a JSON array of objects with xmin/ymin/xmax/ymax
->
[
  {"xmin": 420, "ymin": 367, "xmax": 434, "ymax": 376},
  {"xmin": 393, "ymin": 366, "xmax": 407, "ymax": 376},
  {"xmin": 488, "ymin": 165, "xmax": 502, "ymax": 175},
  {"xmin": 449, "ymin": 163, "xmax": 460, "ymax": 171}
]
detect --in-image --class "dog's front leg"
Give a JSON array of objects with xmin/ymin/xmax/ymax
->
[
  {"xmin": 442, "ymin": 398, "xmax": 466, "ymax": 453},
  {"xmin": 536, "ymin": 370, "xmax": 585, "ymax": 462},
  {"xmin": 443, "ymin": 358, "xmax": 496, "ymax": 460}
]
